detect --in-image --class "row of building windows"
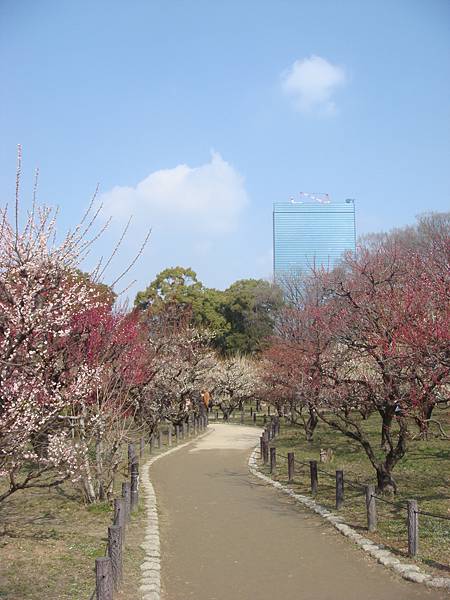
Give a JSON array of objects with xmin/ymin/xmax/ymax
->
[{"xmin": 273, "ymin": 199, "xmax": 356, "ymax": 280}]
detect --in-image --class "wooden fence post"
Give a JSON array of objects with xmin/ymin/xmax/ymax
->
[
  {"xmin": 113, "ymin": 498, "xmax": 125, "ymax": 544},
  {"xmin": 365, "ymin": 485, "xmax": 377, "ymax": 532},
  {"xmin": 309, "ymin": 460, "xmax": 318, "ymax": 495},
  {"xmin": 270, "ymin": 447, "xmax": 276, "ymax": 474},
  {"xmin": 263, "ymin": 440, "xmax": 269, "ymax": 464},
  {"xmin": 260, "ymin": 436, "xmax": 264, "ymax": 459},
  {"xmin": 263, "ymin": 414, "xmax": 267, "ymax": 425},
  {"xmin": 240, "ymin": 411, "xmax": 244, "ymax": 424},
  {"xmin": 130, "ymin": 461, "xmax": 139, "ymax": 512},
  {"xmin": 216, "ymin": 411, "xmax": 219, "ymax": 420},
  {"xmin": 96, "ymin": 557, "xmax": 113, "ymax": 600},
  {"xmin": 128, "ymin": 443, "xmax": 135, "ymax": 475},
  {"xmin": 108, "ymin": 524, "xmax": 122, "ymax": 589},
  {"xmin": 168, "ymin": 425, "xmax": 172, "ymax": 447},
  {"xmin": 288, "ymin": 452, "xmax": 294, "ymax": 483},
  {"xmin": 253, "ymin": 412, "xmax": 257, "ymax": 424},
  {"xmin": 335, "ymin": 470, "xmax": 344, "ymax": 509},
  {"xmin": 407, "ymin": 499, "xmax": 419, "ymax": 557},
  {"xmin": 122, "ymin": 481, "xmax": 131, "ymax": 521},
  {"xmin": 250, "ymin": 406, "xmax": 253, "ymax": 416}
]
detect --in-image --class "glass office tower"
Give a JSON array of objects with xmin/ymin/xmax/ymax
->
[{"xmin": 273, "ymin": 199, "xmax": 356, "ymax": 279}]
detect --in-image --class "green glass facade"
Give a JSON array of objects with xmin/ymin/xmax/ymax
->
[{"xmin": 273, "ymin": 200, "xmax": 356, "ymax": 278}]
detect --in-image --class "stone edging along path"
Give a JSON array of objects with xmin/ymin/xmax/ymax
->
[
  {"xmin": 248, "ymin": 447, "xmax": 450, "ymax": 592},
  {"xmin": 138, "ymin": 428, "xmax": 212, "ymax": 600}
]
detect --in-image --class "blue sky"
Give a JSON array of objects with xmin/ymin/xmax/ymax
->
[{"xmin": 1, "ymin": 0, "xmax": 449, "ymax": 298}]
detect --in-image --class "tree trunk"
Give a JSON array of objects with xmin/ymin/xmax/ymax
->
[
  {"xmin": 78, "ymin": 413, "xmax": 96, "ymax": 503},
  {"xmin": 380, "ymin": 408, "xmax": 394, "ymax": 449},
  {"xmin": 30, "ymin": 430, "xmax": 50, "ymax": 459},
  {"xmin": 414, "ymin": 401, "xmax": 435, "ymax": 440},
  {"xmin": 375, "ymin": 464, "xmax": 397, "ymax": 494},
  {"xmin": 376, "ymin": 417, "xmax": 408, "ymax": 493},
  {"xmin": 95, "ymin": 436, "xmax": 106, "ymax": 501},
  {"xmin": 82, "ymin": 454, "xmax": 96, "ymax": 503},
  {"xmin": 305, "ymin": 407, "xmax": 318, "ymax": 443}
]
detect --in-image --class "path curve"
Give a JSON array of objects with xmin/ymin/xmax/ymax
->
[{"xmin": 150, "ymin": 424, "xmax": 448, "ymax": 600}]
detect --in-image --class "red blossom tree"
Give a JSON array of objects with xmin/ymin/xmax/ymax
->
[{"xmin": 265, "ymin": 214, "xmax": 449, "ymax": 492}]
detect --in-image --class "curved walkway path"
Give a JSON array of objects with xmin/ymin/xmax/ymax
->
[{"xmin": 150, "ymin": 424, "xmax": 447, "ymax": 600}]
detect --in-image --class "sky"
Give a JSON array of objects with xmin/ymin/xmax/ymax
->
[{"xmin": 1, "ymin": 0, "xmax": 449, "ymax": 299}]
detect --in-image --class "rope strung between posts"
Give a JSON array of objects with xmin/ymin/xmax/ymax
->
[
  {"xmin": 345, "ymin": 479, "xmax": 366, "ymax": 492},
  {"xmin": 277, "ymin": 453, "xmax": 290, "ymax": 461},
  {"xmin": 315, "ymin": 465, "xmax": 336, "ymax": 478},
  {"xmin": 293, "ymin": 464, "xmax": 307, "ymax": 473},
  {"xmin": 371, "ymin": 494, "xmax": 409, "ymax": 509},
  {"xmin": 294, "ymin": 458, "xmax": 310, "ymax": 467},
  {"xmin": 416, "ymin": 509, "xmax": 450, "ymax": 521},
  {"xmin": 262, "ymin": 436, "xmax": 450, "ymax": 525},
  {"xmin": 370, "ymin": 494, "xmax": 450, "ymax": 521}
]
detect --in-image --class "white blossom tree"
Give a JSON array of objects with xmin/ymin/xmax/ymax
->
[
  {"xmin": 0, "ymin": 150, "xmax": 149, "ymax": 503},
  {"xmin": 212, "ymin": 355, "xmax": 257, "ymax": 420},
  {"xmin": 139, "ymin": 306, "xmax": 217, "ymax": 429}
]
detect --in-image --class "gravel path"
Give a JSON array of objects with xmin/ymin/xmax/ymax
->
[{"xmin": 150, "ymin": 424, "xmax": 447, "ymax": 600}]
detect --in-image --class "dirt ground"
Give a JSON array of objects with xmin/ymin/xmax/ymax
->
[{"xmin": 150, "ymin": 424, "xmax": 448, "ymax": 600}]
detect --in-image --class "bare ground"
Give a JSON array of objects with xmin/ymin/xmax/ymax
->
[{"xmin": 150, "ymin": 424, "xmax": 448, "ymax": 600}]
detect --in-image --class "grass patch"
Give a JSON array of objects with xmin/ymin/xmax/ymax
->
[{"xmin": 0, "ymin": 452, "xmax": 150, "ymax": 599}]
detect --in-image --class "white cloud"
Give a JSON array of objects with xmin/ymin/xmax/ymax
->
[
  {"xmin": 281, "ymin": 55, "xmax": 347, "ymax": 115},
  {"xmin": 100, "ymin": 152, "xmax": 249, "ymax": 234}
]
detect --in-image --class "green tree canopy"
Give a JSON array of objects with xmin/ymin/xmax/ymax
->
[
  {"xmin": 135, "ymin": 269, "xmax": 284, "ymax": 356},
  {"xmin": 218, "ymin": 279, "xmax": 284, "ymax": 355},
  {"xmin": 135, "ymin": 266, "xmax": 229, "ymax": 336}
]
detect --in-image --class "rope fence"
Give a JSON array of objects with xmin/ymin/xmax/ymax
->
[{"xmin": 258, "ymin": 418, "xmax": 450, "ymax": 560}]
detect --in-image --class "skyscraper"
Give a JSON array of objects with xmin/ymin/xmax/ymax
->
[{"xmin": 273, "ymin": 197, "xmax": 356, "ymax": 280}]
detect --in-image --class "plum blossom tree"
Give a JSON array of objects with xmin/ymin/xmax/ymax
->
[
  {"xmin": 260, "ymin": 273, "xmax": 339, "ymax": 442},
  {"xmin": 212, "ymin": 355, "xmax": 257, "ymax": 420},
  {"xmin": 136, "ymin": 304, "xmax": 217, "ymax": 431},
  {"xmin": 64, "ymin": 307, "xmax": 152, "ymax": 502},
  {"xmin": 0, "ymin": 195, "xmax": 105, "ymax": 502},
  {"xmin": 264, "ymin": 215, "xmax": 449, "ymax": 492},
  {"xmin": 0, "ymin": 151, "xmax": 150, "ymax": 503}
]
